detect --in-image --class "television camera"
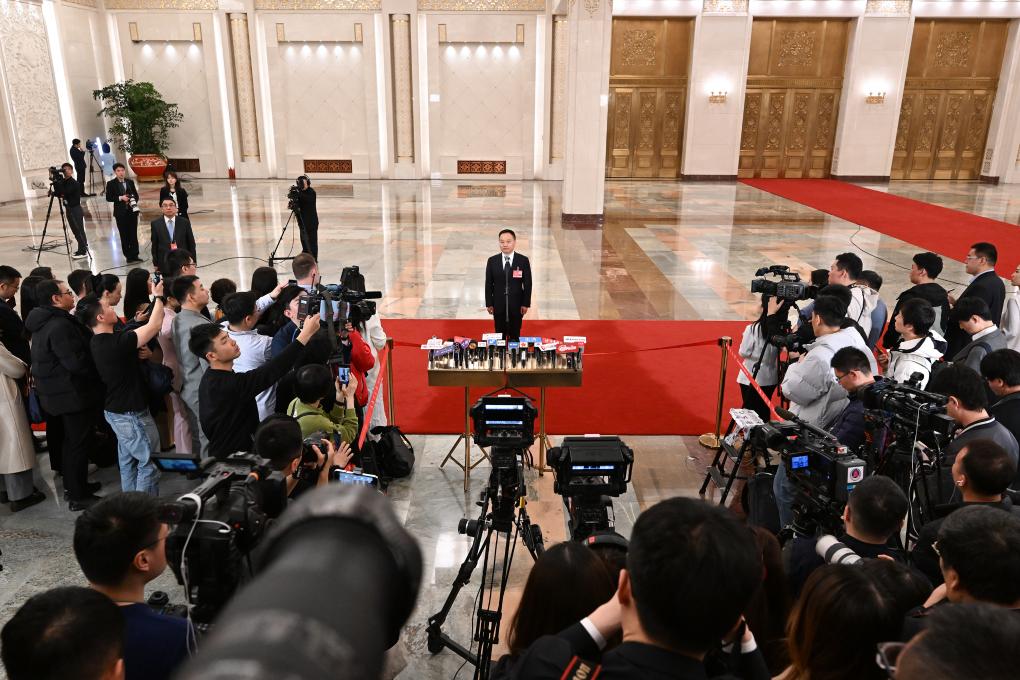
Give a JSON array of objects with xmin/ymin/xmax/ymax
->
[
  {"xmin": 547, "ymin": 436, "xmax": 634, "ymax": 542},
  {"xmin": 752, "ymin": 408, "xmax": 867, "ymax": 539},
  {"xmin": 859, "ymin": 378, "xmax": 957, "ymax": 534},
  {"xmin": 750, "ymin": 265, "xmax": 819, "ymax": 303}
]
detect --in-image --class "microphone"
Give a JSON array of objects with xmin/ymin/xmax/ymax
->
[{"xmin": 775, "ymin": 407, "xmax": 796, "ymax": 420}]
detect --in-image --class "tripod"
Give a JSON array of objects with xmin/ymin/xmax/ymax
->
[
  {"xmin": 33, "ymin": 180, "xmax": 74, "ymax": 266},
  {"xmin": 426, "ymin": 450, "xmax": 544, "ymax": 679},
  {"xmin": 86, "ymin": 147, "xmax": 102, "ymax": 197},
  {"xmin": 268, "ymin": 207, "xmax": 308, "ymax": 267}
]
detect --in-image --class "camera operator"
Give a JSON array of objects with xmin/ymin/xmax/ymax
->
[
  {"xmin": 786, "ymin": 476, "xmax": 908, "ymax": 597},
  {"xmin": 947, "ymin": 297, "xmax": 1006, "ymax": 373},
  {"xmin": 911, "ymin": 439, "xmax": 1020, "ymax": 586},
  {"xmin": 105, "ymin": 163, "xmax": 141, "ymax": 264},
  {"xmin": 72, "ymin": 492, "xmax": 192, "ymax": 680},
  {"xmin": 294, "ymin": 176, "xmax": 318, "ymax": 259},
  {"xmin": 736, "ymin": 295, "xmax": 782, "ymax": 421},
  {"xmin": 884, "ymin": 252, "xmax": 950, "ymax": 348},
  {"xmin": 69, "ymin": 138, "xmax": 88, "ymax": 195},
  {"xmin": 827, "ymin": 253, "xmax": 878, "ymax": 336},
  {"xmin": 981, "ymin": 349, "xmax": 1020, "ymax": 450},
  {"xmin": 928, "ymin": 363, "xmax": 1019, "ymax": 471},
  {"xmin": 56, "ymin": 163, "xmax": 89, "ymax": 258},
  {"xmin": 1, "ymin": 586, "xmax": 124, "ymax": 680},
  {"xmin": 253, "ymin": 415, "xmax": 351, "ymax": 504},
  {"xmin": 510, "ymin": 498, "xmax": 769, "ymax": 680},
  {"xmin": 828, "ymin": 347, "xmax": 878, "ymax": 452},
  {"xmin": 287, "ymin": 363, "xmax": 358, "ymax": 444},
  {"xmin": 879, "ymin": 298, "xmax": 946, "ymax": 389},
  {"xmin": 777, "ymin": 295, "xmax": 876, "ymax": 527},
  {"xmin": 191, "ymin": 313, "xmax": 321, "ymax": 459}
]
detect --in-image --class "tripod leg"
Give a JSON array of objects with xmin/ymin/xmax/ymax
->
[
  {"xmin": 268, "ymin": 211, "xmax": 296, "ymax": 266},
  {"xmin": 35, "ymin": 194, "xmax": 58, "ymax": 264}
]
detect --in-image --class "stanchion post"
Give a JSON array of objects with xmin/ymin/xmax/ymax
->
[
  {"xmin": 386, "ymin": 337, "xmax": 395, "ymax": 424},
  {"xmin": 699, "ymin": 336, "xmax": 732, "ymax": 450}
]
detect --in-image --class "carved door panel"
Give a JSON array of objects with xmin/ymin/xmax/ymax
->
[
  {"xmin": 892, "ymin": 89, "xmax": 997, "ymax": 180},
  {"xmin": 605, "ymin": 86, "xmax": 686, "ymax": 178},
  {"xmin": 738, "ymin": 89, "xmax": 840, "ymax": 178}
]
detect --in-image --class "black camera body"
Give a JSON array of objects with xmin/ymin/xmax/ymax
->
[
  {"xmin": 470, "ymin": 396, "xmax": 537, "ymax": 449},
  {"xmin": 286, "ymin": 183, "xmax": 301, "ymax": 212},
  {"xmin": 162, "ymin": 453, "xmax": 272, "ymax": 624},
  {"xmin": 860, "ymin": 379, "xmax": 955, "ymax": 440},
  {"xmin": 295, "ymin": 431, "xmax": 329, "ymax": 483},
  {"xmin": 750, "ymin": 265, "xmax": 819, "ymax": 303},
  {"xmin": 547, "ymin": 436, "xmax": 634, "ymax": 541}
]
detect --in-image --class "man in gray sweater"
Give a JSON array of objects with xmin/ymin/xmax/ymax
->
[
  {"xmin": 950, "ymin": 297, "xmax": 1007, "ymax": 374},
  {"xmin": 171, "ymin": 275, "xmax": 211, "ymax": 457}
]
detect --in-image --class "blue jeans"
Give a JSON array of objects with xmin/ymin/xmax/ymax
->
[
  {"xmin": 773, "ymin": 464, "xmax": 795, "ymax": 530},
  {"xmin": 104, "ymin": 410, "xmax": 160, "ymax": 495}
]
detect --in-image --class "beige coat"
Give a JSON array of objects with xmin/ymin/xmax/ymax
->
[{"xmin": 0, "ymin": 341, "xmax": 36, "ymax": 475}]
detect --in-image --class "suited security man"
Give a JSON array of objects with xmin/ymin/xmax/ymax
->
[
  {"xmin": 150, "ymin": 197, "xmax": 196, "ymax": 272},
  {"xmin": 485, "ymin": 229, "xmax": 532, "ymax": 341},
  {"xmin": 105, "ymin": 162, "xmax": 141, "ymax": 263},
  {"xmin": 946, "ymin": 242, "xmax": 1006, "ymax": 357}
]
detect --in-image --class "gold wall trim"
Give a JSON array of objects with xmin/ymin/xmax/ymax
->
[
  {"xmin": 64, "ymin": 0, "xmax": 99, "ymax": 8},
  {"xmin": 104, "ymin": 0, "xmax": 217, "ymax": 8},
  {"xmin": 747, "ymin": 77, "xmax": 841, "ymax": 89},
  {"xmin": 610, "ymin": 76, "xmax": 690, "ymax": 87},
  {"xmin": 254, "ymin": 0, "xmax": 380, "ymax": 9},
  {"xmin": 905, "ymin": 78, "xmax": 998, "ymax": 90},
  {"xmin": 417, "ymin": 0, "xmax": 544, "ymax": 11}
]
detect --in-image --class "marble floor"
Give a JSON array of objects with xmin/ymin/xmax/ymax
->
[{"xmin": 2, "ymin": 177, "xmax": 1020, "ymax": 678}]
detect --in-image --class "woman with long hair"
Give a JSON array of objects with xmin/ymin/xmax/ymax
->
[
  {"xmin": 736, "ymin": 295, "xmax": 783, "ymax": 421},
  {"xmin": 160, "ymin": 170, "xmax": 189, "ymax": 217},
  {"xmin": 123, "ymin": 268, "xmax": 152, "ymax": 320}
]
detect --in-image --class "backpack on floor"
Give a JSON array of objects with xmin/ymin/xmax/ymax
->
[{"xmin": 371, "ymin": 425, "xmax": 415, "ymax": 478}]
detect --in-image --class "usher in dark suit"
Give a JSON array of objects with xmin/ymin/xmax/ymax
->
[
  {"xmin": 946, "ymin": 269, "xmax": 1006, "ymax": 357},
  {"xmin": 150, "ymin": 215, "xmax": 196, "ymax": 272},
  {"xmin": 485, "ymin": 252, "xmax": 532, "ymax": 341},
  {"xmin": 105, "ymin": 177, "xmax": 140, "ymax": 261}
]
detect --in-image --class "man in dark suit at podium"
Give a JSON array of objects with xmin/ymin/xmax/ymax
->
[
  {"xmin": 105, "ymin": 162, "xmax": 141, "ymax": 263},
  {"xmin": 150, "ymin": 197, "xmax": 196, "ymax": 272},
  {"xmin": 485, "ymin": 229, "xmax": 532, "ymax": 341}
]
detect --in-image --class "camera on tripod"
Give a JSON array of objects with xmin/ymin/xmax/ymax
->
[
  {"xmin": 750, "ymin": 265, "xmax": 819, "ymax": 303},
  {"xmin": 286, "ymin": 183, "xmax": 301, "ymax": 212},
  {"xmin": 160, "ymin": 453, "xmax": 273, "ymax": 624},
  {"xmin": 296, "ymin": 279, "xmax": 382, "ymax": 325},
  {"xmin": 751, "ymin": 417, "xmax": 866, "ymax": 537},
  {"xmin": 47, "ymin": 166, "xmax": 63, "ymax": 184},
  {"xmin": 547, "ymin": 436, "xmax": 633, "ymax": 542},
  {"xmin": 470, "ymin": 395, "xmax": 537, "ymax": 449},
  {"xmin": 859, "ymin": 379, "xmax": 955, "ymax": 440}
]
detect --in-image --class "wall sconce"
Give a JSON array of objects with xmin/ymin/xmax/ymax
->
[
  {"xmin": 275, "ymin": 23, "xmax": 363, "ymax": 44},
  {"xmin": 709, "ymin": 91, "xmax": 728, "ymax": 104},
  {"xmin": 866, "ymin": 91, "xmax": 886, "ymax": 105},
  {"xmin": 438, "ymin": 23, "xmax": 525, "ymax": 45}
]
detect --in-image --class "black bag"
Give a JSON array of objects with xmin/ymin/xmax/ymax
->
[
  {"xmin": 143, "ymin": 362, "xmax": 174, "ymax": 398},
  {"xmin": 371, "ymin": 425, "xmax": 415, "ymax": 478},
  {"xmin": 745, "ymin": 470, "xmax": 781, "ymax": 535}
]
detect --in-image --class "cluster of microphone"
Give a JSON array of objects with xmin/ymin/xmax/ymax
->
[{"xmin": 425, "ymin": 334, "xmax": 585, "ymax": 371}]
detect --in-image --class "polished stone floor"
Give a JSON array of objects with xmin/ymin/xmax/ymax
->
[{"xmin": 2, "ymin": 177, "xmax": 1020, "ymax": 677}]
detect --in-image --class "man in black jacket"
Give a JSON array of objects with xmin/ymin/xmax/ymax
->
[
  {"xmin": 982, "ymin": 349, "xmax": 1020, "ymax": 452},
  {"xmin": 946, "ymin": 242, "xmax": 1005, "ymax": 357},
  {"xmin": 295, "ymin": 175, "xmax": 318, "ymax": 259},
  {"xmin": 485, "ymin": 229, "xmax": 532, "ymax": 341},
  {"xmin": 0, "ymin": 266, "xmax": 29, "ymax": 365},
  {"xmin": 150, "ymin": 198, "xmax": 196, "ymax": 272},
  {"xmin": 69, "ymin": 138, "xmax": 88, "ymax": 195},
  {"xmin": 190, "ymin": 314, "xmax": 320, "ymax": 459},
  {"xmin": 828, "ymin": 347, "xmax": 877, "ymax": 452},
  {"xmin": 884, "ymin": 252, "xmax": 950, "ymax": 348},
  {"xmin": 511, "ymin": 498, "xmax": 768, "ymax": 680},
  {"xmin": 25, "ymin": 279, "xmax": 102, "ymax": 509},
  {"xmin": 105, "ymin": 162, "xmax": 141, "ymax": 263},
  {"xmin": 58, "ymin": 163, "xmax": 88, "ymax": 258}
]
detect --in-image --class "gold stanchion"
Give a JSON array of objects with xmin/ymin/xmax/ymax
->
[
  {"xmin": 386, "ymin": 337, "xmax": 396, "ymax": 424},
  {"xmin": 699, "ymin": 336, "xmax": 732, "ymax": 449}
]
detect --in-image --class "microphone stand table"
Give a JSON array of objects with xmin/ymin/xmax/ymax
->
[{"xmin": 427, "ymin": 368, "xmax": 583, "ymax": 490}]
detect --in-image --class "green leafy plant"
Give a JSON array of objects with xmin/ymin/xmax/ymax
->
[{"xmin": 92, "ymin": 80, "xmax": 183, "ymax": 157}]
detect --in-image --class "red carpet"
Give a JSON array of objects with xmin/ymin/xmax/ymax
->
[
  {"xmin": 741, "ymin": 178, "xmax": 1020, "ymax": 277},
  {"xmin": 382, "ymin": 319, "xmax": 747, "ymax": 436}
]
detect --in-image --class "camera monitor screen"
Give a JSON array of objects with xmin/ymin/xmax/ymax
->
[
  {"xmin": 330, "ymin": 469, "xmax": 380, "ymax": 488},
  {"xmin": 791, "ymin": 455, "xmax": 809, "ymax": 470},
  {"xmin": 153, "ymin": 453, "xmax": 202, "ymax": 472}
]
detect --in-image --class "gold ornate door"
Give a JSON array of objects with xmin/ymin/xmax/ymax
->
[
  {"xmin": 891, "ymin": 20, "xmax": 1008, "ymax": 180},
  {"xmin": 605, "ymin": 18, "xmax": 692, "ymax": 178},
  {"xmin": 738, "ymin": 19, "xmax": 848, "ymax": 179}
]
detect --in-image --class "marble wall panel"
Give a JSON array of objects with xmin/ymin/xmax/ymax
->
[{"xmin": 60, "ymin": 5, "xmax": 109, "ymax": 142}]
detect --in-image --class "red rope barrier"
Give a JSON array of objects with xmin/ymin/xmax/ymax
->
[
  {"xmin": 725, "ymin": 344, "xmax": 779, "ymax": 422},
  {"xmin": 358, "ymin": 345, "xmax": 390, "ymax": 449}
]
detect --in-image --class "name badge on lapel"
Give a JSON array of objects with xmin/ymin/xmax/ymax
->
[
  {"xmin": 170, "ymin": 243, "xmax": 178, "ymax": 250},
  {"xmin": 512, "ymin": 268, "xmax": 523, "ymax": 279}
]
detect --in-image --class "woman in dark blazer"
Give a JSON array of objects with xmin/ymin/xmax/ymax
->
[{"xmin": 159, "ymin": 171, "xmax": 189, "ymax": 218}]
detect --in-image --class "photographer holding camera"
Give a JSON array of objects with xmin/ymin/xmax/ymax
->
[
  {"xmin": 56, "ymin": 163, "xmax": 89, "ymax": 258},
  {"xmin": 736, "ymin": 295, "xmax": 783, "ymax": 421},
  {"xmin": 786, "ymin": 476, "xmax": 908, "ymax": 597},
  {"xmin": 105, "ymin": 163, "xmax": 141, "ymax": 264},
  {"xmin": 287, "ymin": 363, "xmax": 359, "ymax": 444},
  {"xmin": 73, "ymin": 492, "xmax": 192, "ymax": 680},
  {"xmin": 776, "ymin": 295, "xmax": 877, "ymax": 528},
  {"xmin": 294, "ymin": 176, "xmax": 318, "ymax": 259},
  {"xmin": 253, "ymin": 415, "xmax": 351, "ymax": 502},
  {"xmin": 190, "ymin": 312, "xmax": 321, "ymax": 459}
]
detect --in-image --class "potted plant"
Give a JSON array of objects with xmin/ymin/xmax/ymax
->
[{"xmin": 93, "ymin": 80, "xmax": 183, "ymax": 181}]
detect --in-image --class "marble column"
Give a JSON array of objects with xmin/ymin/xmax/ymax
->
[
  {"xmin": 549, "ymin": 16, "xmax": 568, "ymax": 164},
  {"xmin": 985, "ymin": 21, "xmax": 1020, "ymax": 184},
  {"xmin": 561, "ymin": 0, "xmax": 612, "ymax": 220},
  {"xmin": 391, "ymin": 13, "xmax": 414, "ymax": 164},
  {"xmin": 229, "ymin": 12, "xmax": 260, "ymax": 162},
  {"xmin": 830, "ymin": 15, "xmax": 912, "ymax": 180}
]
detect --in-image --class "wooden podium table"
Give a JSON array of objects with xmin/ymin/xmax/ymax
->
[{"xmin": 428, "ymin": 368, "xmax": 583, "ymax": 489}]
